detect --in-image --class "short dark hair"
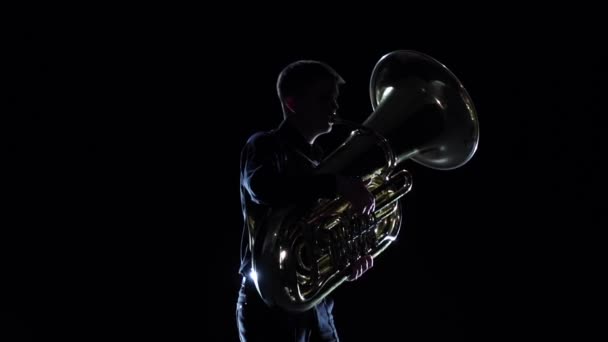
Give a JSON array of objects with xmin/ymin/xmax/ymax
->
[{"xmin": 276, "ymin": 60, "xmax": 345, "ymax": 102}]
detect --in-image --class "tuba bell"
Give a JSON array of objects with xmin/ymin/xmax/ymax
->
[{"xmin": 250, "ymin": 50, "xmax": 480, "ymax": 312}]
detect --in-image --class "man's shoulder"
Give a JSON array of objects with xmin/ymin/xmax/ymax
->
[
  {"xmin": 246, "ymin": 130, "xmax": 275, "ymax": 143},
  {"xmin": 244, "ymin": 129, "xmax": 281, "ymax": 150}
]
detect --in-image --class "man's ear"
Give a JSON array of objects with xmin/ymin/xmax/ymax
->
[{"xmin": 284, "ymin": 96, "xmax": 296, "ymax": 113}]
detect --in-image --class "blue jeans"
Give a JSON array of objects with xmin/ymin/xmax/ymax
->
[{"xmin": 236, "ymin": 276, "xmax": 340, "ymax": 342}]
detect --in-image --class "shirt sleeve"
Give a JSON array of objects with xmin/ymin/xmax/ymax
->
[{"xmin": 241, "ymin": 132, "xmax": 337, "ymax": 206}]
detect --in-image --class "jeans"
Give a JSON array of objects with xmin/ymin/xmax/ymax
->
[{"xmin": 236, "ymin": 276, "xmax": 339, "ymax": 342}]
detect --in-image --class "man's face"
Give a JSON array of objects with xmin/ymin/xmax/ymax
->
[{"xmin": 295, "ymin": 79, "xmax": 340, "ymax": 134}]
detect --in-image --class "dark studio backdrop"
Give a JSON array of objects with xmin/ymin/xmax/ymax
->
[{"xmin": 4, "ymin": 17, "xmax": 605, "ymax": 341}]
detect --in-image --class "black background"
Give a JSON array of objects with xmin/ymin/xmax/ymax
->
[{"xmin": 4, "ymin": 13, "xmax": 606, "ymax": 341}]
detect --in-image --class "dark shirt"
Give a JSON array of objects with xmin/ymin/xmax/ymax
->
[{"xmin": 239, "ymin": 119, "xmax": 338, "ymax": 276}]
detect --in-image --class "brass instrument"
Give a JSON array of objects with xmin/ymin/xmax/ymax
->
[{"xmin": 250, "ymin": 50, "xmax": 480, "ymax": 312}]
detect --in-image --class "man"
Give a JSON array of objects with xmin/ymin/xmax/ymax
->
[{"xmin": 237, "ymin": 60, "xmax": 375, "ymax": 341}]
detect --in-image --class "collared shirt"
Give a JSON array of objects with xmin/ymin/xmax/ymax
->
[{"xmin": 238, "ymin": 119, "xmax": 337, "ymax": 276}]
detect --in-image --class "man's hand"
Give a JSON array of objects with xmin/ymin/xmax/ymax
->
[
  {"xmin": 335, "ymin": 176, "xmax": 375, "ymax": 216},
  {"xmin": 336, "ymin": 176, "xmax": 375, "ymax": 281},
  {"xmin": 346, "ymin": 255, "xmax": 374, "ymax": 281}
]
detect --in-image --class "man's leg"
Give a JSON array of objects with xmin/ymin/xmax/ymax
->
[
  {"xmin": 236, "ymin": 276, "xmax": 293, "ymax": 341},
  {"xmin": 311, "ymin": 297, "xmax": 340, "ymax": 342}
]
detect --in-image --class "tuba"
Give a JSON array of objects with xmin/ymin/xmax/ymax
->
[{"xmin": 250, "ymin": 50, "xmax": 480, "ymax": 312}]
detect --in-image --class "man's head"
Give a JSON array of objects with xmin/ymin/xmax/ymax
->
[{"xmin": 276, "ymin": 60, "xmax": 345, "ymax": 139}]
